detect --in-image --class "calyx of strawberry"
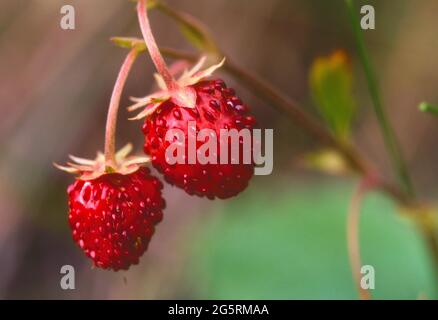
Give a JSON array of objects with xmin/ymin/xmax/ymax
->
[
  {"xmin": 55, "ymin": 144, "xmax": 150, "ymax": 180},
  {"xmin": 128, "ymin": 56, "xmax": 225, "ymax": 120}
]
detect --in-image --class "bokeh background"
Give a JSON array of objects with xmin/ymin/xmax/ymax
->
[{"xmin": 1, "ymin": 0, "xmax": 438, "ymax": 299}]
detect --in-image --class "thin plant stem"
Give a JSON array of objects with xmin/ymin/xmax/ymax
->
[
  {"xmin": 104, "ymin": 48, "xmax": 139, "ymax": 168},
  {"xmin": 345, "ymin": 0, "xmax": 414, "ymax": 198},
  {"xmin": 347, "ymin": 181, "xmax": 372, "ymax": 300},
  {"xmin": 137, "ymin": 0, "xmax": 178, "ymax": 90}
]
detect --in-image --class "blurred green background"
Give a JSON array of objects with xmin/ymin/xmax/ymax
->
[{"xmin": 1, "ymin": 0, "xmax": 438, "ymax": 299}]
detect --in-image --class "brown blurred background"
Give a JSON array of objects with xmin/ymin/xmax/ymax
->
[{"xmin": 1, "ymin": 0, "xmax": 438, "ymax": 299}]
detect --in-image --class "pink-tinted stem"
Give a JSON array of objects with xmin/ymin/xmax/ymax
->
[
  {"xmin": 104, "ymin": 48, "xmax": 139, "ymax": 168},
  {"xmin": 137, "ymin": 0, "xmax": 178, "ymax": 90}
]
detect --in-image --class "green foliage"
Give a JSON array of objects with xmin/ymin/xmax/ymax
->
[
  {"xmin": 301, "ymin": 148, "xmax": 349, "ymax": 176},
  {"xmin": 419, "ymin": 102, "xmax": 438, "ymax": 116},
  {"xmin": 310, "ymin": 50, "xmax": 356, "ymax": 141},
  {"xmin": 179, "ymin": 23, "xmax": 213, "ymax": 52},
  {"xmin": 155, "ymin": 2, "xmax": 219, "ymax": 54},
  {"xmin": 111, "ymin": 37, "xmax": 147, "ymax": 52},
  {"xmin": 188, "ymin": 183, "xmax": 436, "ymax": 299}
]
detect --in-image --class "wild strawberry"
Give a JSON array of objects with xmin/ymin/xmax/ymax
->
[
  {"xmin": 131, "ymin": 0, "xmax": 257, "ymax": 199},
  {"xmin": 57, "ymin": 145, "xmax": 164, "ymax": 271},
  {"xmin": 140, "ymin": 79, "xmax": 256, "ymax": 199},
  {"xmin": 56, "ymin": 47, "xmax": 165, "ymax": 270},
  {"xmin": 67, "ymin": 166, "xmax": 164, "ymax": 271}
]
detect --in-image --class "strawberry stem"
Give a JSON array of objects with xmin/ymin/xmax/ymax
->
[
  {"xmin": 347, "ymin": 180, "xmax": 372, "ymax": 300},
  {"xmin": 104, "ymin": 48, "xmax": 139, "ymax": 169},
  {"xmin": 137, "ymin": 0, "xmax": 178, "ymax": 90}
]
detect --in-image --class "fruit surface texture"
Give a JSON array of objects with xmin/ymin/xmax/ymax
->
[
  {"xmin": 143, "ymin": 79, "xmax": 256, "ymax": 199},
  {"xmin": 67, "ymin": 167, "xmax": 164, "ymax": 271}
]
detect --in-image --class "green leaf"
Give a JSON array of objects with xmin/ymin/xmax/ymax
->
[
  {"xmin": 301, "ymin": 148, "xmax": 350, "ymax": 176},
  {"xmin": 188, "ymin": 183, "xmax": 437, "ymax": 299},
  {"xmin": 110, "ymin": 37, "xmax": 147, "ymax": 52},
  {"xmin": 310, "ymin": 50, "xmax": 356, "ymax": 141},
  {"xmin": 119, "ymin": 2, "xmax": 220, "ymax": 54},
  {"xmin": 179, "ymin": 24, "xmax": 213, "ymax": 52},
  {"xmin": 128, "ymin": 0, "xmax": 158, "ymax": 9},
  {"xmin": 155, "ymin": 2, "xmax": 219, "ymax": 54},
  {"xmin": 419, "ymin": 102, "xmax": 438, "ymax": 116},
  {"xmin": 146, "ymin": 0, "xmax": 159, "ymax": 9}
]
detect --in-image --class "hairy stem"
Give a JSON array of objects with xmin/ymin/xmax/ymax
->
[
  {"xmin": 104, "ymin": 48, "xmax": 139, "ymax": 168},
  {"xmin": 347, "ymin": 181, "xmax": 372, "ymax": 300},
  {"xmin": 137, "ymin": 0, "xmax": 177, "ymax": 90},
  {"xmin": 345, "ymin": 0, "xmax": 414, "ymax": 197}
]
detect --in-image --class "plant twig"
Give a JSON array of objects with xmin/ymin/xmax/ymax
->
[
  {"xmin": 223, "ymin": 59, "xmax": 370, "ymax": 175},
  {"xmin": 347, "ymin": 180, "xmax": 372, "ymax": 300},
  {"xmin": 345, "ymin": 0, "xmax": 414, "ymax": 198}
]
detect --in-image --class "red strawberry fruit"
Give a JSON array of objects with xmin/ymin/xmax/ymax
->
[
  {"xmin": 141, "ymin": 79, "xmax": 256, "ymax": 199},
  {"xmin": 132, "ymin": 0, "xmax": 257, "ymax": 199},
  {"xmin": 57, "ymin": 145, "xmax": 165, "ymax": 271},
  {"xmin": 67, "ymin": 167, "xmax": 164, "ymax": 271}
]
